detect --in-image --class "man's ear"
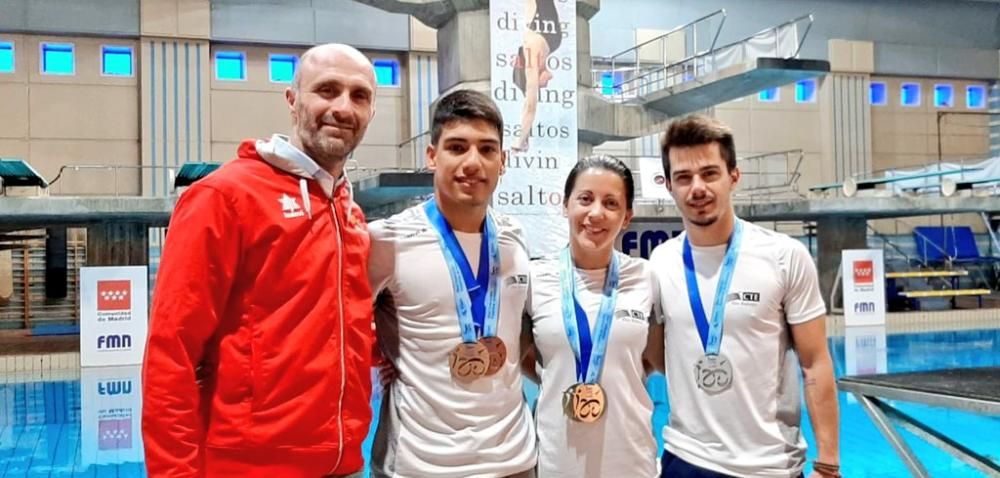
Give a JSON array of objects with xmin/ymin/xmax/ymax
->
[{"xmin": 426, "ymin": 144, "xmax": 438, "ymax": 170}]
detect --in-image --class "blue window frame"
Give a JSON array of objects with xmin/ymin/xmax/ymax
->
[
  {"xmin": 269, "ymin": 54, "xmax": 297, "ymax": 83},
  {"xmin": 215, "ymin": 51, "xmax": 246, "ymax": 81},
  {"xmin": 102, "ymin": 45, "xmax": 133, "ymax": 77},
  {"xmin": 966, "ymin": 85, "xmax": 986, "ymax": 109},
  {"xmin": 795, "ymin": 79, "xmax": 816, "ymax": 103},
  {"xmin": 758, "ymin": 87, "xmax": 779, "ymax": 102},
  {"xmin": 600, "ymin": 71, "xmax": 624, "ymax": 96},
  {"xmin": 870, "ymin": 82, "xmax": 887, "ymax": 106},
  {"xmin": 0, "ymin": 42, "xmax": 13, "ymax": 73},
  {"xmin": 933, "ymin": 84, "xmax": 953, "ymax": 108},
  {"xmin": 41, "ymin": 42, "xmax": 74, "ymax": 75},
  {"xmin": 373, "ymin": 59, "xmax": 399, "ymax": 87},
  {"xmin": 901, "ymin": 83, "xmax": 921, "ymax": 107}
]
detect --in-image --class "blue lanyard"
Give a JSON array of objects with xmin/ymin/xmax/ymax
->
[
  {"xmin": 424, "ymin": 199, "xmax": 501, "ymax": 342},
  {"xmin": 682, "ymin": 218, "xmax": 743, "ymax": 355},
  {"xmin": 559, "ymin": 248, "xmax": 620, "ymax": 384}
]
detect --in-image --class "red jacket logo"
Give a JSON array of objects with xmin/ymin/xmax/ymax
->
[
  {"xmin": 97, "ymin": 280, "xmax": 131, "ymax": 311},
  {"xmin": 853, "ymin": 260, "xmax": 874, "ymax": 285}
]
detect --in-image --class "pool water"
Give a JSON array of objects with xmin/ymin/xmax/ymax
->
[{"xmin": 2, "ymin": 328, "xmax": 998, "ymax": 477}]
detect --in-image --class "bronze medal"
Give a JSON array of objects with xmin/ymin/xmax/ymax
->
[
  {"xmin": 562, "ymin": 382, "xmax": 607, "ymax": 423},
  {"xmin": 449, "ymin": 341, "xmax": 489, "ymax": 382},
  {"xmin": 478, "ymin": 336, "xmax": 507, "ymax": 376}
]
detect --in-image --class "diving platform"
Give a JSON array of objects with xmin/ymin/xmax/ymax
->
[
  {"xmin": 639, "ymin": 57, "xmax": 829, "ymax": 117},
  {"xmin": 839, "ymin": 368, "xmax": 1000, "ymax": 477}
]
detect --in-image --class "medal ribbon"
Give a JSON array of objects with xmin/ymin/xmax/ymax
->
[
  {"xmin": 560, "ymin": 247, "xmax": 620, "ymax": 383},
  {"xmin": 424, "ymin": 199, "xmax": 501, "ymax": 343},
  {"xmin": 682, "ymin": 218, "xmax": 744, "ymax": 355}
]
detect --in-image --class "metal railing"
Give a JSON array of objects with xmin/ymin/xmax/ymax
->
[
  {"xmin": 737, "ymin": 149, "xmax": 804, "ymax": 192},
  {"xmin": 396, "ymin": 131, "xmax": 432, "ymax": 172},
  {"xmin": 592, "ymin": 10, "xmax": 726, "ymax": 99},
  {"xmin": 47, "ymin": 164, "xmax": 189, "ymax": 196},
  {"xmin": 600, "ymin": 14, "xmax": 814, "ymax": 102}
]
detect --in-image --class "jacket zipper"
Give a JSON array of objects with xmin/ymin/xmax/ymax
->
[{"xmin": 328, "ymin": 192, "xmax": 347, "ymax": 474}]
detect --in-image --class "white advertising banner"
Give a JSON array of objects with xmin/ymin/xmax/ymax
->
[
  {"xmin": 617, "ymin": 221, "xmax": 685, "ymax": 259},
  {"xmin": 80, "ymin": 266, "xmax": 149, "ymax": 367},
  {"xmin": 81, "ymin": 365, "xmax": 144, "ymax": 466},
  {"xmin": 491, "ymin": 0, "xmax": 576, "ymax": 256},
  {"xmin": 841, "ymin": 249, "xmax": 887, "ymax": 327},
  {"xmin": 638, "ymin": 156, "xmax": 674, "ymax": 201}
]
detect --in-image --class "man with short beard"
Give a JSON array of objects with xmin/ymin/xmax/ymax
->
[
  {"xmin": 649, "ymin": 115, "xmax": 840, "ymax": 478},
  {"xmin": 142, "ymin": 43, "xmax": 377, "ymax": 478}
]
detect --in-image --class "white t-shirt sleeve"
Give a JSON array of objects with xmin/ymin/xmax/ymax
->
[
  {"xmin": 367, "ymin": 219, "xmax": 394, "ymax": 297},
  {"xmin": 647, "ymin": 263, "xmax": 664, "ymax": 325},
  {"xmin": 781, "ymin": 239, "xmax": 827, "ymax": 324}
]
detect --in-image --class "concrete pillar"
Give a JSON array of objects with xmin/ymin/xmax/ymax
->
[
  {"xmin": 816, "ymin": 216, "xmax": 867, "ymax": 312},
  {"xmin": 87, "ymin": 224, "xmax": 149, "ymax": 266}
]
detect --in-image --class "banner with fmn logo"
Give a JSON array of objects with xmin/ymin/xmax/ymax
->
[
  {"xmin": 80, "ymin": 266, "xmax": 149, "ymax": 367},
  {"xmin": 80, "ymin": 365, "xmax": 144, "ymax": 466},
  {"xmin": 841, "ymin": 249, "xmax": 886, "ymax": 326}
]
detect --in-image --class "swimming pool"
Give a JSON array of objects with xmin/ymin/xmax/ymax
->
[{"xmin": 2, "ymin": 328, "xmax": 998, "ymax": 477}]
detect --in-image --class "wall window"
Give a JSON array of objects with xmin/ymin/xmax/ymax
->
[
  {"xmin": 967, "ymin": 85, "xmax": 986, "ymax": 109},
  {"xmin": 758, "ymin": 87, "xmax": 779, "ymax": 102},
  {"xmin": 795, "ymin": 79, "xmax": 816, "ymax": 103},
  {"xmin": 600, "ymin": 71, "xmax": 624, "ymax": 96},
  {"xmin": 215, "ymin": 51, "xmax": 246, "ymax": 81},
  {"xmin": 870, "ymin": 82, "xmax": 887, "ymax": 106},
  {"xmin": 933, "ymin": 84, "xmax": 953, "ymax": 108},
  {"xmin": 269, "ymin": 54, "xmax": 297, "ymax": 83},
  {"xmin": 0, "ymin": 41, "xmax": 13, "ymax": 73},
  {"xmin": 102, "ymin": 45, "xmax": 133, "ymax": 77},
  {"xmin": 900, "ymin": 83, "xmax": 921, "ymax": 107},
  {"xmin": 41, "ymin": 42, "xmax": 74, "ymax": 75},
  {"xmin": 373, "ymin": 59, "xmax": 399, "ymax": 87}
]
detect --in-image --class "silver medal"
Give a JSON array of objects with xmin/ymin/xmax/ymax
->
[{"xmin": 694, "ymin": 353, "xmax": 733, "ymax": 395}]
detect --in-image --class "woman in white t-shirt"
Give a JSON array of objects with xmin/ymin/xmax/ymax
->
[{"xmin": 522, "ymin": 155, "xmax": 664, "ymax": 478}]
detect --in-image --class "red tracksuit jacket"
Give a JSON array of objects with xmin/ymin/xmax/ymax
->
[{"xmin": 142, "ymin": 138, "xmax": 374, "ymax": 477}]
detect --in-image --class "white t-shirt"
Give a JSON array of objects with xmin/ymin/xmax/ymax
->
[
  {"xmin": 527, "ymin": 251, "xmax": 661, "ymax": 478},
  {"xmin": 368, "ymin": 204, "xmax": 536, "ymax": 478},
  {"xmin": 649, "ymin": 221, "xmax": 826, "ymax": 478}
]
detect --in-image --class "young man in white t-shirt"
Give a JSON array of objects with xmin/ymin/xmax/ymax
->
[
  {"xmin": 367, "ymin": 89, "xmax": 536, "ymax": 478},
  {"xmin": 649, "ymin": 115, "xmax": 841, "ymax": 478}
]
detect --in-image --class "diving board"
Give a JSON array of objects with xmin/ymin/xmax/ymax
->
[
  {"xmin": 941, "ymin": 176, "xmax": 1000, "ymax": 196},
  {"xmin": 842, "ymin": 168, "xmax": 980, "ymax": 197},
  {"xmin": 838, "ymin": 368, "xmax": 1000, "ymax": 478}
]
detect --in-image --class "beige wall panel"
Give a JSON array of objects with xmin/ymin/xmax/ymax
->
[
  {"xmin": 29, "ymin": 84, "xmax": 139, "ymax": 140},
  {"xmin": 178, "ymin": 0, "xmax": 211, "ymax": 38},
  {"xmin": 32, "ymin": 140, "xmax": 140, "ymax": 195},
  {"xmin": 141, "ymin": 0, "xmax": 180, "ymax": 37},
  {"xmin": 352, "ymin": 144, "xmax": 400, "ymax": 171},
  {"xmin": 746, "ymin": 110, "xmax": 822, "ymax": 153},
  {"xmin": 410, "ymin": 17, "xmax": 437, "ymax": 52},
  {"xmin": 872, "ymin": 134, "xmax": 929, "ymax": 155},
  {"xmin": 210, "ymin": 90, "xmax": 289, "ymax": 143},
  {"xmin": 211, "ymin": 142, "xmax": 240, "ymax": 163},
  {"xmin": 0, "ymin": 140, "xmax": 30, "ymax": 161},
  {"xmin": 714, "ymin": 108, "xmax": 750, "ymax": 148},
  {"xmin": 0, "ymin": 83, "xmax": 29, "ymax": 138},
  {"xmin": 365, "ymin": 95, "xmax": 404, "ymax": 146}
]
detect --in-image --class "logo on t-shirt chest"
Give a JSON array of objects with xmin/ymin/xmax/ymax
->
[{"xmin": 725, "ymin": 291, "xmax": 761, "ymax": 306}]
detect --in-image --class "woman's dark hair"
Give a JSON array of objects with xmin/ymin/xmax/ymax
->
[{"xmin": 562, "ymin": 155, "xmax": 635, "ymax": 210}]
